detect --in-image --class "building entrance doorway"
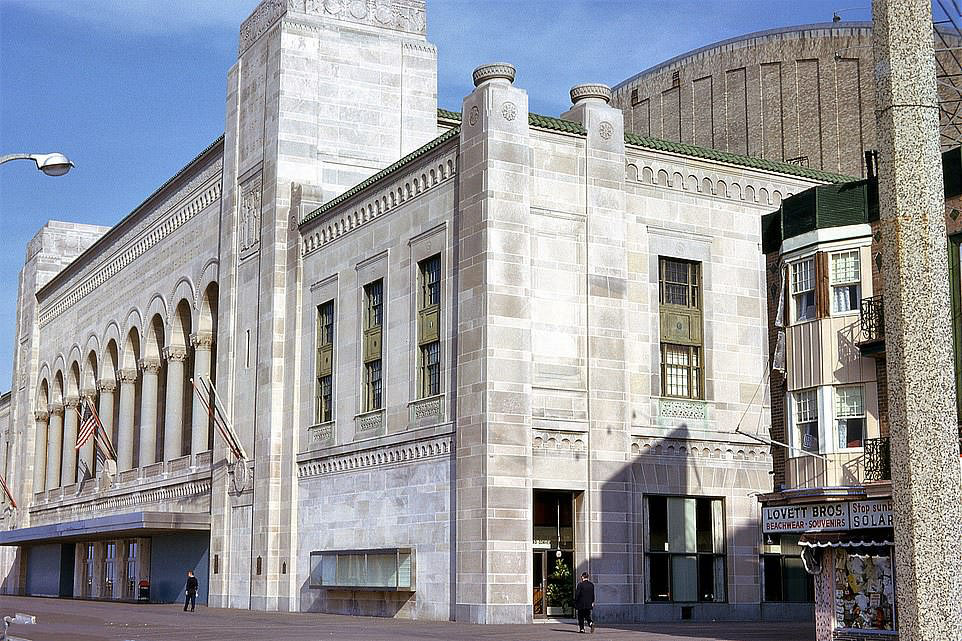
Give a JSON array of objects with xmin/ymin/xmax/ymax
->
[{"xmin": 532, "ymin": 490, "xmax": 576, "ymax": 619}]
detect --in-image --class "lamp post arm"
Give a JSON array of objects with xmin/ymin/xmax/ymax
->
[{"xmin": 0, "ymin": 154, "xmax": 36, "ymax": 166}]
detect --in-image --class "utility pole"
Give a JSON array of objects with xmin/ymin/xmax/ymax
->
[{"xmin": 873, "ymin": 0, "xmax": 962, "ymax": 639}]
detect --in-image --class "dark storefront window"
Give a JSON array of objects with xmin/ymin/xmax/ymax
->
[
  {"xmin": 646, "ymin": 495, "xmax": 726, "ymax": 602},
  {"xmin": 762, "ymin": 534, "xmax": 814, "ymax": 602}
]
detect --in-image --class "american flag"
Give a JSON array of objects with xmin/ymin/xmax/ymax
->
[{"xmin": 75, "ymin": 398, "xmax": 100, "ymax": 450}]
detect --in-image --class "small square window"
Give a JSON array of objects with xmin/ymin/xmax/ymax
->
[
  {"xmin": 835, "ymin": 386, "xmax": 865, "ymax": 448},
  {"xmin": 830, "ymin": 250, "xmax": 861, "ymax": 314}
]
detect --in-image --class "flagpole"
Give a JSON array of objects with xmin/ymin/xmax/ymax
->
[{"xmin": 200, "ymin": 376, "xmax": 247, "ymax": 460}]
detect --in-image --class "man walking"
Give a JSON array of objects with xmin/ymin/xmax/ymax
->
[
  {"xmin": 184, "ymin": 570, "xmax": 198, "ymax": 612},
  {"xmin": 574, "ymin": 571, "xmax": 595, "ymax": 633}
]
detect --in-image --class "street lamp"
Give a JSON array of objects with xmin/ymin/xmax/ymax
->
[{"xmin": 0, "ymin": 152, "xmax": 74, "ymax": 176}]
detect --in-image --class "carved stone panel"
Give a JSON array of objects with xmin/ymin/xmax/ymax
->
[{"xmin": 238, "ymin": 173, "xmax": 263, "ymax": 261}]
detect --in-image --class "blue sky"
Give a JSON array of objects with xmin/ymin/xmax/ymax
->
[{"xmin": 0, "ymin": 0, "xmax": 871, "ymax": 388}]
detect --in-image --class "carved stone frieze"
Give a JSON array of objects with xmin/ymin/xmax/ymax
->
[
  {"xmin": 409, "ymin": 395, "xmax": 443, "ymax": 422},
  {"xmin": 630, "ymin": 435, "xmax": 771, "ymax": 463},
  {"xmin": 164, "ymin": 346, "xmax": 189, "ymax": 362},
  {"xmin": 33, "ymin": 410, "xmax": 49, "ymax": 423},
  {"xmin": 532, "ymin": 429, "xmax": 586, "ymax": 454},
  {"xmin": 239, "ymin": 0, "xmax": 286, "ymax": 55},
  {"xmin": 48, "ymin": 403, "xmax": 64, "ymax": 417},
  {"xmin": 658, "ymin": 398, "xmax": 708, "ymax": 421},
  {"xmin": 97, "ymin": 379, "xmax": 117, "ymax": 393},
  {"xmin": 139, "ymin": 359, "xmax": 162, "ymax": 375},
  {"xmin": 301, "ymin": 148, "xmax": 457, "ymax": 256},
  {"xmin": 298, "ymin": 435, "xmax": 451, "ymax": 478},
  {"xmin": 309, "ymin": 422, "xmax": 335, "ymax": 445},
  {"xmin": 191, "ymin": 333, "xmax": 216, "ymax": 350},
  {"xmin": 117, "ymin": 368, "xmax": 139, "ymax": 385}
]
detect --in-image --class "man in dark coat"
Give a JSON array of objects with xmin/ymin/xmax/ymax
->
[
  {"xmin": 573, "ymin": 571, "xmax": 595, "ymax": 633},
  {"xmin": 184, "ymin": 570, "xmax": 199, "ymax": 612}
]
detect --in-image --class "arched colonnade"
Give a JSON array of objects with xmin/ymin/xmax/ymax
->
[{"xmin": 31, "ymin": 281, "xmax": 219, "ymax": 492}]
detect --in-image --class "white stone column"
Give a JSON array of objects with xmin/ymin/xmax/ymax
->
[
  {"xmin": 79, "ymin": 388, "xmax": 97, "ymax": 481},
  {"xmin": 97, "ymin": 379, "xmax": 116, "ymax": 468},
  {"xmin": 163, "ymin": 346, "xmax": 188, "ymax": 461},
  {"xmin": 190, "ymin": 333, "xmax": 214, "ymax": 454},
  {"xmin": 138, "ymin": 359, "xmax": 161, "ymax": 467},
  {"xmin": 45, "ymin": 404, "xmax": 63, "ymax": 491},
  {"xmin": 116, "ymin": 369, "xmax": 137, "ymax": 471},
  {"xmin": 32, "ymin": 411, "xmax": 48, "ymax": 494},
  {"xmin": 873, "ymin": 1, "xmax": 962, "ymax": 639},
  {"xmin": 61, "ymin": 397, "xmax": 80, "ymax": 487}
]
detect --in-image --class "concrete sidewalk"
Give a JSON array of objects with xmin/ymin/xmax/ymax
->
[{"xmin": 0, "ymin": 596, "xmax": 815, "ymax": 641}]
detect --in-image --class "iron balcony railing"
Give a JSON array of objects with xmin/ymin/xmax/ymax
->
[
  {"xmin": 859, "ymin": 295, "xmax": 885, "ymax": 343},
  {"xmin": 864, "ymin": 437, "xmax": 891, "ymax": 481}
]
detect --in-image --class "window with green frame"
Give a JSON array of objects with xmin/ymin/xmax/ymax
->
[
  {"xmin": 363, "ymin": 280, "xmax": 383, "ymax": 411},
  {"xmin": 315, "ymin": 300, "xmax": 334, "ymax": 423},
  {"xmin": 417, "ymin": 255, "xmax": 441, "ymax": 398}
]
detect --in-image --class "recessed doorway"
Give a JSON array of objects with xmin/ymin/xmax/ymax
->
[{"xmin": 532, "ymin": 490, "xmax": 576, "ymax": 619}]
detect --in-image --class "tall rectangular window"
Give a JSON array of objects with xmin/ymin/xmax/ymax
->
[
  {"xmin": 659, "ymin": 258, "xmax": 703, "ymax": 399},
  {"xmin": 835, "ymin": 385, "xmax": 865, "ymax": 449},
  {"xmin": 791, "ymin": 258, "xmax": 816, "ymax": 321},
  {"xmin": 795, "ymin": 389, "xmax": 819, "ymax": 453},
  {"xmin": 646, "ymin": 495, "xmax": 726, "ymax": 603},
  {"xmin": 417, "ymin": 255, "xmax": 441, "ymax": 398},
  {"xmin": 315, "ymin": 301, "xmax": 335, "ymax": 423},
  {"xmin": 830, "ymin": 250, "xmax": 861, "ymax": 314},
  {"xmin": 363, "ymin": 280, "xmax": 384, "ymax": 412},
  {"xmin": 762, "ymin": 534, "xmax": 814, "ymax": 602}
]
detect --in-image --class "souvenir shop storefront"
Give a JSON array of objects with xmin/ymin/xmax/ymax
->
[{"xmin": 761, "ymin": 495, "xmax": 896, "ymax": 641}]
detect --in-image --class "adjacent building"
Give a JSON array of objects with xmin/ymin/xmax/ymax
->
[
  {"xmin": 758, "ymin": 150, "xmax": 962, "ymax": 639},
  {"xmin": 0, "ymin": 0, "xmax": 853, "ymax": 623}
]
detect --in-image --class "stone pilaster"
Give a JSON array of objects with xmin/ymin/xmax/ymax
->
[
  {"xmin": 45, "ymin": 403, "xmax": 63, "ymax": 491},
  {"xmin": 455, "ymin": 62, "xmax": 533, "ymax": 624},
  {"xmin": 190, "ymin": 333, "xmax": 214, "ymax": 454},
  {"xmin": 163, "ymin": 346, "xmax": 189, "ymax": 461},
  {"xmin": 873, "ymin": 1, "xmax": 962, "ymax": 639},
  {"xmin": 32, "ymin": 411, "xmax": 48, "ymax": 494},
  {"xmin": 562, "ymin": 83, "xmax": 631, "ymax": 616},
  {"xmin": 116, "ymin": 369, "xmax": 138, "ymax": 471},
  {"xmin": 138, "ymin": 359, "xmax": 161, "ymax": 467},
  {"xmin": 61, "ymin": 397, "xmax": 80, "ymax": 486}
]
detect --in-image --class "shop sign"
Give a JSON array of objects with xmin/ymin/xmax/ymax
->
[{"xmin": 762, "ymin": 499, "xmax": 892, "ymax": 534}]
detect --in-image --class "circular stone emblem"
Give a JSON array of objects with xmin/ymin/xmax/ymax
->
[
  {"xmin": 599, "ymin": 121, "xmax": 613, "ymax": 140},
  {"xmin": 501, "ymin": 101, "xmax": 517, "ymax": 121},
  {"xmin": 469, "ymin": 105, "xmax": 480, "ymax": 127}
]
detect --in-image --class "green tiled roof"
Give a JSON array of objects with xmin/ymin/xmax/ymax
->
[
  {"xmin": 437, "ymin": 108, "xmax": 587, "ymax": 135},
  {"xmin": 624, "ymin": 132, "xmax": 855, "ymax": 183},
  {"xmin": 301, "ymin": 126, "xmax": 460, "ymax": 226}
]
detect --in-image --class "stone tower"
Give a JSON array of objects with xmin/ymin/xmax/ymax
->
[{"xmin": 210, "ymin": 0, "xmax": 438, "ymax": 610}]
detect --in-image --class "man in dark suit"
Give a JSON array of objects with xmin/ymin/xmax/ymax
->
[
  {"xmin": 184, "ymin": 570, "xmax": 199, "ymax": 612},
  {"xmin": 574, "ymin": 571, "xmax": 595, "ymax": 633}
]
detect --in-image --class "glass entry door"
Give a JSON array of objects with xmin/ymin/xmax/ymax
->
[{"xmin": 533, "ymin": 490, "xmax": 576, "ymax": 618}]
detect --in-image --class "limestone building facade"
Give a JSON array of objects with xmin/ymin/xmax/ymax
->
[
  {"xmin": 610, "ymin": 22, "xmax": 962, "ymax": 178},
  {"xmin": 0, "ymin": 0, "xmax": 850, "ymax": 623}
]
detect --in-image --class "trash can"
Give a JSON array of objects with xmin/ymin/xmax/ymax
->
[{"xmin": 137, "ymin": 580, "xmax": 150, "ymax": 602}]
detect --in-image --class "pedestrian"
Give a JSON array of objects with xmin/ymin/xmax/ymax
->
[
  {"xmin": 574, "ymin": 571, "xmax": 595, "ymax": 633},
  {"xmin": 184, "ymin": 570, "xmax": 198, "ymax": 612}
]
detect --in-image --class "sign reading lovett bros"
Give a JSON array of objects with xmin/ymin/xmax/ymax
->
[{"xmin": 762, "ymin": 499, "xmax": 893, "ymax": 533}]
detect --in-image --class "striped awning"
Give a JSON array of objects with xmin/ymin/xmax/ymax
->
[{"xmin": 799, "ymin": 529, "xmax": 894, "ymax": 548}]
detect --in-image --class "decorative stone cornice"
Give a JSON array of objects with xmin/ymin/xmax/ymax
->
[
  {"xmin": 34, "ymin": 410, "xmax": 49, "ymax": 423},
  {"xmin": 570, "ymin": 83, "xmax": 612, "ymax": 105},
  {"xmin": 473, "ymin": 62, "xmax": 516, "ymax": 87},
  {"xmin": 191, "ymin": 333, "xmax": 215, "ymax": 350},
  {"xmin": 239, "ymin": 0, "xmax": 285, "ymax": 55},
  {"xmin": 301, "ymin": 148, "xmax": 457, "ymax": 256},
  {"xmin": 97, "ymin": 379, "xmax": 117, "ymax": 393},
  {"xmin": 164, "ymin": 346, "xmax": 189, "ymax": 362},
  {"xmin": 630, "ymin": 435, "xmax": 771, "ymax": 463},
  {"xmin": 139, "ymin": 359, "xmax": 161, "ymax": 375},
  {"xmin": 117, "ymin": 368, "xmax": 139, "ymax": 385},
  {"xmin": 298, "ymin": 435, "xmax": 451, "ymax": 478},
  {"xmin": 48, "ymin": 403, "xmax": 64, "ymax": 417}
]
